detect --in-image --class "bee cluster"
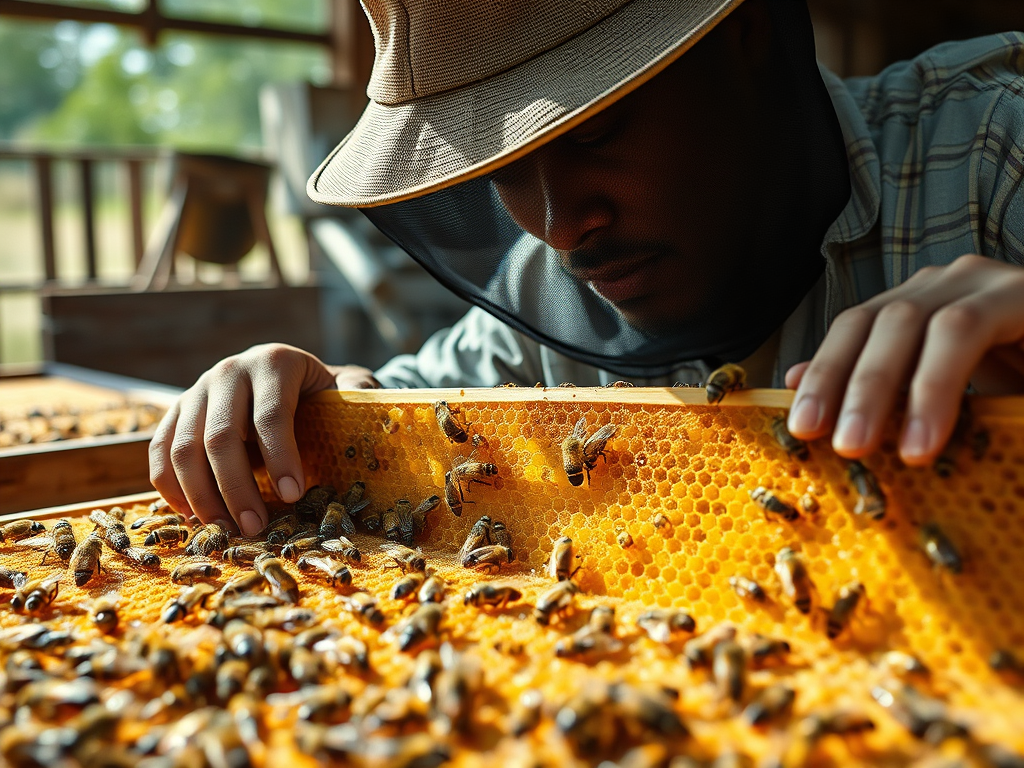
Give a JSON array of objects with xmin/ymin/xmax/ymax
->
[
  {"xmin": 2, "ymin": 381, "xmax": 1023, "ymax": 767},
  {"xmin": 0, "ymin": 402, "xmax": 165, "ymax": 447}
]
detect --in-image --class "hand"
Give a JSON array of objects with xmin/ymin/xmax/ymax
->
[
  {"xmin": 785, "ymin": 254, "xmax": 1024, "ymax": 465},
  {"xmin": 149, "ymin": 343, "xmax": 379, "ymax": 536}
]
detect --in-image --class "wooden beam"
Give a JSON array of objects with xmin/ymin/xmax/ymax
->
[
  {"xmin": 126, "ymin": 159, "xmax": 146, "ymax": 267},
  {"xmin": 33, "ymin": 155, "xmax": 55, "ymax": 282},
  {"xmin": 79, "ymin": 159, "xmax": 97, "ymax": 281}
]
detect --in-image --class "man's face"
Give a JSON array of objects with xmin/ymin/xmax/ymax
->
[{"xmin": 492, "ymin": 31, "xmax": 766, "ymax": 333}]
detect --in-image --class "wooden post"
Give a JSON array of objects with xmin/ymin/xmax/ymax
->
[
  {"xmin": 126, "ymin": 159, "xmax": 146, "ymax": 267},
  {"xmin": 34, "ymin": 155, "xmax": 56, "ymax": 282},
  {"xmin": 330, "ymin": 0, "xmax": 373, "ymax": 113},
  {"xmin": 80, "ymin": 158, "xmax": 97, "ymax": 281}
]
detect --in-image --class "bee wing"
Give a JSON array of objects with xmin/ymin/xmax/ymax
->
[
  {"xmin": 584, "ymin": 424, "xmax": 617, "ymax": 450},
  {"xmin": 19, "ymin": 534, "xmax": 53, "ymax": 550},
  {"xmin": 570, "ymin": 416, "xmax": 588, "ymax": 441}
]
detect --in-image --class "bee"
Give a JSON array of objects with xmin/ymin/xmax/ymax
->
[
  {"xmin": 381, "ymin": 543, "xmax": 427, "ymax": 573},
  {"xmin": 321, "ymin": 536, "xmax": 361, "ymax": 564},
  {"xmin": 11, "ymin": 574, "xmax": 61, "ymax": 614},
  {"xmin": 508, "ymin": 690, "xmax": 544, "ymax": 736},
  {"xmin": 281, "ymin": 536, "xmax": 323, "ymax": 560},
  {"xmin": 534, "ymin": 579, "xmax": 579, "ymax": 625},
  {"xmin": 162, "ymin": 583, "xmax": 216, "ymax": 623},
  {"xmin": 90, "ymin": 594, "xmax": 119, "ymax": 634},
  {"xmin": 130, "ymin": 513, "xmax": 186, "ymax": 531},
  {"xmin": 444, "ymin": 471, "xmax": 465, "ymax": 517},
  {"xmin": 555, "ymin": 681, "xmax": 612, "ymax": 751},
  {"xmin": 827, "ymin": 581, "xmax": 865, "ymax": 639},
  {"xmin": 88, "ymin": 507, "xmax": 120, "ymax": 529},
  {"xmin": 0, "ymin": 519, "xmax": 46, "ymax": 543},
  {"xmin": 802, "ymin": 711, "xmax": 876, "ymax": 737},
  {"xmin": 297, "ymin": 553, "xmax": 352, "ymax": 587},
  {"xmin": 417, "ymin": 572, "xmax": 446, "ymax": 604},
  {"xmin": 490, "ymin": 520, "xmax": 513, "ymax": 560},
  {"xmin": 449, "ymin": 453, "xmax": 499, "ymax": 506},
  {"xmin": 341, "ymin": 480, "xmax": 365, "ymax": 507},
  {"xmin": 219, "ymin": 570, "xmax": 267, "ymax": 600},
  {"xmin": 775, "ymin": 547, "xmax": 813, "ymax": 614},
  {"xmin": 320, "ymin": 499, "xmax": 368, "ymax": 539},
  {"xmin": 390, "ymin": 571, "xmax": 425, "ymax": 601},
  {"xmin": 186, "ymin": 523, "xmax": 229, "ymax": 557},
  {"xmin": 608, "ymin": 683, "xmax": 688, "ymax": 738},
  {"xmin": 562, "ymin": 416, "xmax": 617, "ymax": 486},
  {"xmin": 989, "ymin": 649, "xmax": 1024, "ymax": 680},
  {"xmin": 144, "ymin": 525, "xmax": 190, "ymax": 546},
  {"xmin": 149, "ymin": 497, "xmax": 171, "ymax": 513},
  {"xmin": 222, "ymin": 544, "xmax": 270, "ymax": 565},
  {"xmin": 464, "ymin": 582, "xmax": 522, "ymax": 608},
  {"xmin": 729, "ymin": 575, "xmax": 766, "ymax": 601},
  {"xmin": 921, "ymin": 522, "xmax": 963, "ymax": 574},
  {"xmin": 652, "ymin": 512, "xmax": 671, "ymax": 531},
  {"xmin": 123, "ymin": 546, "xmax": 161, "ymax": 569},
  {"xmin": 319, "ymin": 635, "xmax": 370, "ymax": 672},
  {"xmin": 743, "ymin": 684, "xmax": 794, "ymax": 725},
  {"xmin": 255, "ymin": 554, "xmax": 299, "ymax": 603},
  {"xmin": 870, "ymin": 683, "xmax": 968, "ymax": 741},
  {"xmin": 396, "ymin": 602, "xmax": 443, "ymax": 652},
  {"xmin": 295, "ymin": 485, "xmax": 336, "ymax": 519},
  {"xmin": 459, "ymin": 516, "xmax": 493, "ymax": 566},
  {"xmin": 69, "ymin": 532, "xmax": 104, "ymax": 587},
  {"xmin": 463, "ymin": 544, "xmax": 512, "ymax": 573},
  {"xmin": 384, "ymin": 499, "xmax": 415, "ymax": 546},
  {"xmin": 880, "ymin": 651, "xmax": 930, "ymax": 678},
  {"xmin": 341, "ymin": 591, "xmax": 385, "ymax": 626},
  {"xmin": 748, "ymin": 634, "xmax": 791, "ymax": 668},
  {"xmin": 361, "ymin": 436, "xmax": 379, "ymax": 471},
  {"xmin": 615, "ymin": 526, "xmax": 633, "ymax": 549},
  {"xmin": 750, "ymin": 486, "xmax": 799, "ymax": 522},
  {"xmin": 0, "ymin": 566, "xmax": 27, "ymax": 589},
  {"xmin": 705, "ymin": 363, "xmax": 746, "ymax": 403},
  {"xmin": 434, "ymin": 400, "xmax": 470, "ymax": 443},
  {"xmin": 286, "ymin": 685, "xmax": 353, "ymax": 723},
  {"xmin": 771, "ymin": 415, "xmax": 809, "ymax": 460},
  {"xmin": 223, "ymin": 619, "xmax": 265, "ymax": 663},
  {"xmin": 411, "ymin": 495, "xmax": 441, "ymax": 536},
  {"xmin": 171, "ymin": 560, "xmax": 220, "ymax": 585},
  {"xmin": 800, "ymin": 493, "xmax": 820, "ymax": 514},
  {"xmin": 636, "ymin": 609, "xmax": 696, "ymax": 643},
  {"xmin": 555, "ymin": 625, "xmax": 624, "ymax": 659},
  {"xmin": 683, "ymin": 623, "xmax": 737, "ymax": 668},
  {"xmin": 266, "ymin": 514, "xmax": 299, "ymax": 546},
  {"xmin": 547, "ymin": 536, "xmax": 579, "ymax": 581},
  {"xmin": 847, "ymin": 460, "xmax": 886, "ymax": 519},
  {"xmin": 33, "ymin": 518, "xmax": 77, "ymax": 565},
  {"xmin": 713, "ymin": 639, "xmax": 747, "ymax": 702}
]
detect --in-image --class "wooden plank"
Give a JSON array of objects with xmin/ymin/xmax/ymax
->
[
  {"xmin": 80, "ymin": 158, "xmax": 97, "ymax": 281},
  {"xmin": 0, "ymin": 490, "xmax": 160, "ymax": 523},
  {"xmin": 126, "ymin": 159, "xmax": 146, "ymax": 266},
  {"xmin": 34, "ymin": 155, "xmax": 55, "ymax": 281},
  {"xmin": 0, "ymin": 434, "xmax": 155, "ymax": 515},
  {"xmin": 44, "ymin": 285, "xmax": 322, "ymax": 388}
]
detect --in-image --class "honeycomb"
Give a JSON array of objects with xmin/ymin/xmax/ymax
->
[{"xmin": 3, "ymin": 387, "xmax": 1024, "ymax": 768}]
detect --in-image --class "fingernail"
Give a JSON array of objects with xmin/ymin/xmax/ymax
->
[
  {"xmin": 789, "ymin": 394, "xmax": 823, "ymax": 434},
  {"xmin": 833, "ymin": 412, "xmax": 867, "ymax": 453},
  {"xmin": 239, "ymin": 510, "xmax": 264, "ymax": 537},
  {"xmin": 901, "ymin": 417, "xmax": 931, "ymax": 459},
  {"xmin": 278, "ymin": 475, "xmax": 301, "ymax": 503}
]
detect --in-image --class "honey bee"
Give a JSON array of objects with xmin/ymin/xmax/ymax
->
[
  {"xmin": 434, "ymin": 400, "xmax": 470, "ymax": 443},
  {"xmin": 989, "ymin": 649, "xmax": 1024, "ymax": 680},
  {"xmin": 490, "ymin": 520, "xmax": 513, "ymax": 560},
  {"xmin": 341, "ymin": 591, "xmax": 385, "ymax": 626},
  {"xmin": 652, "ymin": 512, "xmax": 671, "ymax": 531},
  {"xmin": 320, "ymin": 536, "xmax": 361, "ymax": 564},
  {"xmin": 122, "ymin": 546, "xmax": 161, "ymax": 569},
  {"xmin": 705, "ymin": 363, "xmax": 746, "ymax": 403},
  {"xmin": 297, "ymin": 554, "xmax": 352, "ymax": 587},
  {"xmin": 130, "ymin": 513, "xmax": 186, "ymax": 530},
  {"xmin": 921, "ymin": 522, "xmax": 963, "ymax": 573},
  {"xmin": 359, "ymin": 503, "xmax": 384, "ymax": 533},
  {"xmin": 11, "ymin": 573, "xmax": 61, "ymax": 614},
  {"xmin": 218, "ymin": 570, "xmax": 267, "ymax": 600},
  {"xmin": 748, "ymin": 634, "xmax": 791, "ymax": 667},
  {"xmin": 186, "ymin": 523, "xmax": 229, "ymax": 557},
  {"xmin": 827, "ymin": 581, "xmax": 865, "ymax": 639},
  {"xmin": 870, "ymin": 683, "xmax": 967, "ymax": 741},
  {"xmin": 880, "ymin": 651, "xmax": 930, "ymax": 678},
  {"xmin": 615, "ymin": 526, "xmax": 633, "ymax": 549},
  {"xmin": 396, "ymin": 602, "xmax": 444, "ymax": 652},
  {"xmin": 68, "ymin": 532, "xmax": 104, "ymax": 586},
  {"xmin": 463, "ymin": 582, "xmax": 522, "ymax": 608},
  {"xmin": 162, "ymin": 583, "xmax": 216, "ymax": 623},
  {"xmin": 769, "ymin": 415, "xmax": 809, "ymax": 459},
  {"xmin": 800, "ymin": 493, "xmax": 820, "ymax": 514},
  {"xmin": 171, "ymin": 560, "xmax": 220, "ymax": 585},
  {"xmin": 341, "ymin": 480, "xmax": 365, "ymax": 506},
  {"xmin": 281, "ymin": 536, "xmax": 323, "ymax": 560},
  {"xmin": 390, "ymin": 571, "xmax": 425, "ymax": 601},
  {"xmin": 636, "ymin": 609, "xmax": 696, "ymax": 643},
  {"xmin": 683, "ymin": 623, "xmax": 737, "ymax": 667},
  {"xmin": 449, "ymin": 452, "xmax": 498, "ymax": 504},
  {"xmin": 562, "ymin": 416, "xmax": 617, "ymax": 486},
  {"xmin": 555, "ymin": 625, "xmax": 624, "ymax": 659},
  {"xmin": 144, "ymin": 525, "xmax": 190, "ymax": 546},
  {"xmin": 381, "ymin": 543, "xmax": 427, "ymax": 573},
  {"xmin": 411, "ymin": 495, "xmax": 442, "ymax": 536},
  {"xmin": 222, "ymin": 544, "xmax": 270, "ymax": 565},
  {"xmin": 444, "ymin": 471, "xmax": 465, "ymax": 517},
  {"xmin": 215, "ymin": 658, "xmax": 249, "ymax": 702},
  {"xmin": 712, "ymin": 639, "xmax": 747, "ymax": 702},
  {"xmin": 534, "ymin": 579, "xmax": 579, "ymax": 625},
  {"xmin": 847, "ymin": 460, "xmax": 886, "ymax": 519},
  {"xmin": 320, "ymin": 499, "xmax": 369, "ymax": 539},
  {"xmin": 149, "ymin": 497, "xmax": 171, "ymax": 513},
  {"xmin": 90, "ymin": 594, "xmax": 119, "ymax": 634},
  {"xmin": 361, "ymin": 436, "xmax": 379, "ymax": 471},
  {"xmin": 463, "ymin": 544, "xmax": 513, "ymax": 573},
  {"xmin": 0, "ymin": 519, "xmax": 46, "ymax": 543},
  {"xmin": 34, "ymin": 518, "xmax": 77, "ymax": 565},
  {"xmin": 508, "ymin": 689, "xmax": 544, "ymax": 736},
  {"xmin": 255, "ymin": 554, "xmax": 299, "ymax": 603},
  {"xmin": 384, "ymin": 499, "xmax": 415, "ymax": 546},
  {"xmin": 266, "ymin": 514, "xmax": 299, "ymax": 545},
  {"xmin": 0, "ymin": 566, "xmax": 27, "ymax": 589},
  {"xmin": 802, "ymin": 711, "xmax": 876, "ymax": 737},
  {"xmin": 88, "ymin": 506, "xmax": 124, "ymax": 527},
  {"xmin": 743, "ymin": 684, "xmax": 794, "ymax": 725},
  {"xmin": 459, "ymin": 515, "xmax": 492, "ymax": 566},
  {"xmin": 750, "ymin": 486, "xmax": 799, "ymax": 522},
  {"xmin": 775, "ymin": 547, "xmax": 813, "ymax": 614},
  {"xmin": 547, "ymin": 535, "xmax": 579, "ymax": 581},
  {"xmin": 729, "ymin": 575, "xmax": 766, "ymax": 601},
  {"xmin": 418, "ymin": 572, "xmax": 446, "ymax": 604},
  {"xmin": 295, "ymin": 485, "xmax": 336, "ymax": 519},
  {"xmin": 608, "ymin": 682, "xmax": 688, "ymax": 738}
]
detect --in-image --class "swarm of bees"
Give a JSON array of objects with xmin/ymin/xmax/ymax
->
[{"xmin": 0, "ymin": 401, "xmax": 165, "ymax": 447}]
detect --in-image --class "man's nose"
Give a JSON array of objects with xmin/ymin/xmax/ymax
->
[{"xmin": 533, "ymin": 148, "xmax": 614, "ymax": 252}]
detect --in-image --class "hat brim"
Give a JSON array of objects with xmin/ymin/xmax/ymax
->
[{"xmin": 308, "ymin": 0, "xmax": 745, "ymax": 208}]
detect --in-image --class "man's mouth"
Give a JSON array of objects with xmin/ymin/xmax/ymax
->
[{"xmin": 572, "ymin": 253, "xmax": 661, "ymax": 304}]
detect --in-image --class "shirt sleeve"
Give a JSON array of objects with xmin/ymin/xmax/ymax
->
[
  {"xmin": 977, "ymin": 83, "xmax": 1024, "ymax": 266},
  {"xmin": 373, "ymin": 307, "xmax": 546, "ymax": 388}
]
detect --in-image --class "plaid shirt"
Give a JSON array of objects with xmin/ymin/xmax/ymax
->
[{"xmin": 375, "ymin": 33, "xmax": 1024, "ymax": 389}]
